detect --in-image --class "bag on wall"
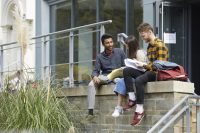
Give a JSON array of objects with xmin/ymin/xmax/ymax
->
[
  {"xmin": 153, "ymin": 60, "xmax": 188, "ymax": 81},
  {"xmin": 156, "ymin": 65, "xmax": 188, "ymax": 81},
  {"xmin": 153, "ymin": 60, "xmax": 179, "ymax": 70}
]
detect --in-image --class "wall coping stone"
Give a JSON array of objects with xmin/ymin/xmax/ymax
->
[{"xmin": 57, "ymin": 81, "xmax": 194, "ymax": 97}]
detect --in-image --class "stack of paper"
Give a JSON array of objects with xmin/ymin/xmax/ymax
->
[{"xmin": 124, "ymin": 58, "xmax": 146, "ymax": 72}]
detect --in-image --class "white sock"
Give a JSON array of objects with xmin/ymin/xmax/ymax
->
[
  {"xmin": 116, "ymin": 105, "xmax": 122, "ymax": 109},
  {"xmin": 135, "ymin": 104, "xmax": 144, "ymax": 113},
  {"xmin": 128, "ymin": 92, "xmax": 136, "ymax": 101}
]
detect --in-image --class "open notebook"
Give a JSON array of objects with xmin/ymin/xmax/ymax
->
[{"xmin": 124, "ymin": 58, "xmax": 147, "ymax": 72}]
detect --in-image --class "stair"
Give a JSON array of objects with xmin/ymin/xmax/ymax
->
[{"xmin": 58, "ymin": 81, "xmax": 195, "ymax": 133}]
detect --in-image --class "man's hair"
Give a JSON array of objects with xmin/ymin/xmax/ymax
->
[
  {"xmin": 101, "ymin": 34, "xmax": 113, "ymax": 44},
  {"xmin": 125, "ymin": 35, "xmax": 139, "ymax": 59},
  {"xmin": 137, "ymin": 23, "xmax": 154, "ymax": 33}
]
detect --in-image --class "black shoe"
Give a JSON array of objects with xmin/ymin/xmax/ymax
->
[{"xmin": 82, "ymin": 115, "xmax": 96, "ymax": 124}]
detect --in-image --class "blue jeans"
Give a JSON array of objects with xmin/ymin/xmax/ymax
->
[{"xmin": 114, "ymin": 78, "xmax": 136, "ymax": 96}]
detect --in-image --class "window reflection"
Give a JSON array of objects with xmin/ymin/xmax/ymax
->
[
  {"xmin": 74, "ymin": 0, "xmax": 96, "ymax": 84},
  {"xmin": 75, "ymin": 0, "xmax": 96, "ymax": 26},
  {"xmin": 100, "ymin": 0, "xmax": 126, "ymax": 45},
  {"xmin": 50, "ymin": 2, "xmax": 71, "ymax": 82}
]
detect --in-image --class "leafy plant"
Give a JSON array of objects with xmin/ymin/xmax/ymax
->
[{"xmin": 0, "ymin": 82, "xmax": 84, "ymax": 133}]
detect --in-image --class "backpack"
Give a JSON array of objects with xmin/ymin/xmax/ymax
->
[{"xmin": 153, "ymin": 60, "xmax": 188, "ymax": 81}]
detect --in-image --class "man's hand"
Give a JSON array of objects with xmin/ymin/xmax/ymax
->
[{"xmin": 93, "ymin": 76, "xmax": 100, "ymax": 84}]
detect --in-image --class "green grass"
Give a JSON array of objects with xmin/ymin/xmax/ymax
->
[{"xmin": 0, "ymin": 82, "xmax": 84, "ymax": 133}]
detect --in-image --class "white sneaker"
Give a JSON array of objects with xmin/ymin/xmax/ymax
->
[
  {"xmin": 112, "ymin": 106, "xmax": 123, "ymax": 117},
  {"xmin": 113, "ymin": 78, "xmax": 121, "ymax": 83}
]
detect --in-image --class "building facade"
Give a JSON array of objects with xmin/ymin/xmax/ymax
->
[
  {"xmin": 143, "ymin": 0, "xmax": 200, "ymax": 92},
  {"xmin": 0, "ymin": 0, "xmax": 199, "ymax": 91},
  {"xmin": 0, "ymin": 0, "xmax": 35, "ymax": 77}
]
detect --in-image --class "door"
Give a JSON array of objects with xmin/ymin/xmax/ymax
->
[
  {"xmin": 191, "ymin": 2, "xmax": 200, "ymax": 94},
  {"xmin": 159, "ymin": 2, "xmax": 186, "ymax": 66}
]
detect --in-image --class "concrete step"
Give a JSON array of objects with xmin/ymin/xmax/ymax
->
[
  {"xmin": 60, "ymin": 81, "xmax": 195, "ymax": 133},
  {"xmin": 79, "ymin": 123, "xmax": 174, "ymax": 133}
]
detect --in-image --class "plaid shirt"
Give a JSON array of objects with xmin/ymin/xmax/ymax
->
[{"xmin": 145, "ymin": 38, "xmax": 169, "ymax": 71}]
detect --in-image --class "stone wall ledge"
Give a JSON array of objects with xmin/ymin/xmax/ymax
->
[{"xmin": 58, "ymin": 81, "xmax": 194, "ymax": 97}]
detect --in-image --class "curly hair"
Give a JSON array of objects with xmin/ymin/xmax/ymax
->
[{"xmin": 137, "ymin": 23, "xmax": 154, "ymax": 33}]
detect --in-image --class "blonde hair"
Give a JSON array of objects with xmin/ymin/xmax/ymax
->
[{"xmin": 137, "ymin": 23, "xmax": 154, "ymax": 33}]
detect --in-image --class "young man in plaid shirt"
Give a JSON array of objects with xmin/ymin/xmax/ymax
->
[{"xmin": 123, "ymin": 23, "xmax": 169, "ymax": 126}]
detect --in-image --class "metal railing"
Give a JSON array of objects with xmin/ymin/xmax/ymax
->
[
  {"xmin": 117, "ymin": 33, "xmax": 128, "ymax": 45},
  {"xmin": 0, "ymin": 20, "xmax": 112, "ymax": 88},
  {"xmin": 117, "ymin": 33, "xmax": 128, "ymax": 56},
  {"xmin": 147, "ymin": 95, "xmax": 200, "ymax": 133}
]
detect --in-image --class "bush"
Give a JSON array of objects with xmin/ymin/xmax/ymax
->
[{"xmin": 0, "ymin": 82, "xmax": 84, "ymax": 133}]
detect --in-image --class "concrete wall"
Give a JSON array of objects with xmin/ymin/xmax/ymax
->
[{"xmin": 58, "ymin": 81, "xmax": 195, "ymax": 133}]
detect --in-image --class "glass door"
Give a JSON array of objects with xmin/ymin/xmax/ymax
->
[{"xmin": 159, "ymin": 2, "xmax": 186, "ymax": 66}]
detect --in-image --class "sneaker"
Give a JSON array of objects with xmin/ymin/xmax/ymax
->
[
  {"xmin": 113, "ymin": 78, "xmax": 121, "ymax": 83},
  {"xmin": 98, "ymin": 75, "xmax": 110, "ymax": 84},
  {"xmin": 123, "ymin": 99, "xmax": 136, "ymax": 111},
  {"xmin": 130, "ymin": 112, "xmax": 144, "ymax": 126},
  {"xmin": 112, "ymin": 106, "xmax": 123, "ymax": 117}
]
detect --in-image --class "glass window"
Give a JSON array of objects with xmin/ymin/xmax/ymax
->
[
  {"xmin": 74, "ymin": 0, "xmax": 96, "ymax": 26},
  {"xmin": 73, "ymin": 29, "xmax": 97, "ymax": 85},
  {"xmin": 73, "ymin": 0, "xmax": 97, "ymax": 62},
  {"xmin": 50, "ymin": 0, "xmax": 97, "ymax": 85},
  {"xmin": 48, "ymin": 0, "xmax": 143, "ymax": 86},
  {"xmin": 99, "ymin": 0, "xmax": 143, "ymax": 47},
  {"xmin": 73, "ymin": 0, "xmax": 97, "ymax": 84},
  {"xmin": 50, "ymin": 2, "xmax": 71, "ymax": 64},
  {"xmin": 100, "ymin": 0, "xmax": 126, "ymax": 46},
  {"xmin": 50, "ymin": 2, "xmax": 71, "ymax": 82},
  {"xmin": 133, "ymin": 0, "xmax": 143, "ymax": 40}
]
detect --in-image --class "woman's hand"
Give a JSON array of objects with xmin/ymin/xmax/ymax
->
[{"xmin": 135, "ymin": 61, "xmax": 145, "ymax": 68}]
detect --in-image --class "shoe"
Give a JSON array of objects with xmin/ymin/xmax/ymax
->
[
  {"xmin": 82, "ymin": 114, "xmax": 96, "ymax": 124},
  {"xmin": 112, "ymin": 106, "xmax": 123, "ymax": 117},
  {"xmin": 123, "ymin": 99, "xmax": 136, "ymax": 111},
  {"xmin": 113, "ymin": 78, "xmax": 121, "ymax": 83},
  {"xmin": 98, "ymin": 75, "xmax": 109, "ymax": 84},
  {"xmin": 130, "ymin": 112, "xmax": 144, "ymax": 126}
]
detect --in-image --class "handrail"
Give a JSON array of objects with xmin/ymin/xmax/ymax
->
[
  {"xmin": 0, "ymin": 41, "xmax": 17, "ymax": 46},
  {"xmin": 117, "ymin": 33, "xmax": 128, "ymax": 45},
  {"xmin": 147, "ymin": 95, "xmax": 200, "ymax": 133},
  {"xmin": 147, "ymin": 95, "xmax": 189, "ymax": 133},
  {"xmin": 0, "ymin": 20, "xmax": 112, "ymax": 46},
  {"xmin": 158, "ymin": 106, "xmax": 189, "ymax": 133},
  {"xmin": 0, "ymin": 20, "xmax": 113, "ymax": 87},
  {"xmin": 32, "ymin": 20, "xmax": 112, "ymax": 39}
]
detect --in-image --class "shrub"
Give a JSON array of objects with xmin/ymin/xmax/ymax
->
[{"xmin": 0, "ymin": 82, "xmax": 84, "ymax": 133}]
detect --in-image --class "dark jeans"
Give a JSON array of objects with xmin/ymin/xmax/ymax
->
[{"xmin": 123, "ymin": 67, "xmax": 156, "ymax": 104}]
